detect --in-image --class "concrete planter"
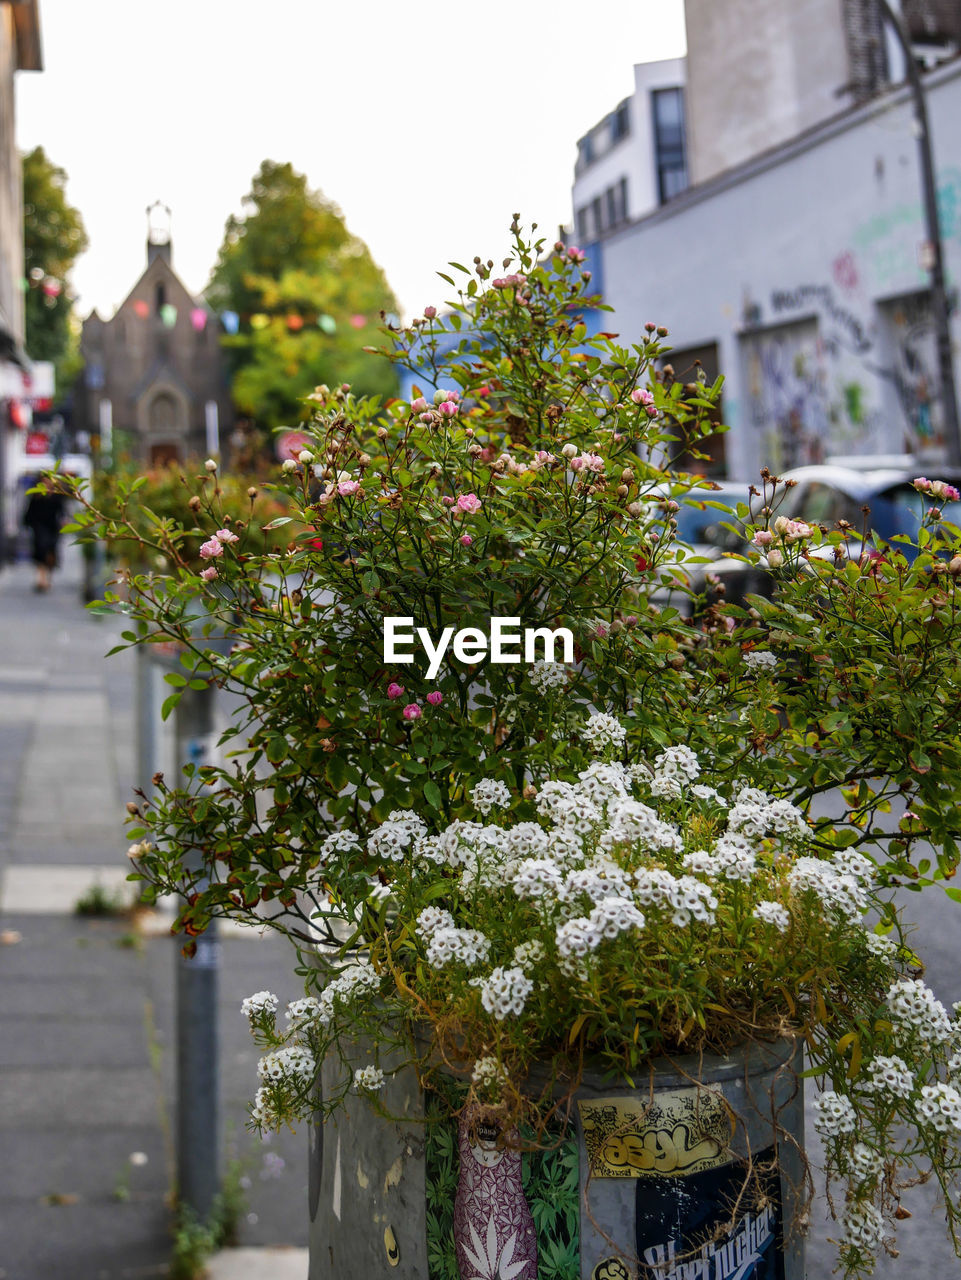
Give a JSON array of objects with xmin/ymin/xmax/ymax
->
[{"xmin": 308, "ymin": 1038, "xmax": 804, "ymax": 1280}]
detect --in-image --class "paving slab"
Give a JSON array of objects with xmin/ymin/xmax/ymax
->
[
  {"xmin": 0, "ymin": 865, "xmax": 138, "ymax": 913},
  {"xmin": 206, "ymin": 1247, "xmax": 309, "ymax": 1279}
]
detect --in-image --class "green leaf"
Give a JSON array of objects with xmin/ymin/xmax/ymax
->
[
  {"xmin": 423, "ymin": 780, "xmax": 442, "ymax": 810},
  {"xmin": 262, "ymin": 516, "xmax": 293, "ymax": 530}
]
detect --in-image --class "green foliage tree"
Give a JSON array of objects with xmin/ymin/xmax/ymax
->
[
  {"xmin": 22, "ymin": 146, "xmax": 88, "ymax": 370},
  {"xmin": 206, "ymin": 161, "xmax": 398, "ymax": 430}
]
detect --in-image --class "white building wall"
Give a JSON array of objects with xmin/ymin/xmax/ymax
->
[
  {"xmin": 597, "ymin": 58, "xmax": 961, "ymax": 480},
  {"xmin": 572, "ymin": 57, "xmax": 686, "ymax": 237},
  {"xmin": 684, "ymin": 0, "xmax": 852, "ymax": 184}
]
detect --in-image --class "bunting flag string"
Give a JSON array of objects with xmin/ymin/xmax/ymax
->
[{"xmin": 115, "ymin": 301, "xmax": 377, "ymax": 333}]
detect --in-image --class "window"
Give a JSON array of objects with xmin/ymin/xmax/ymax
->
[
  {"xmin": 618, "ymin": 177, "xmax": 629, "ymax": 223},
  {"xmin": 576, "ymin": 207, "xmax": 590, "ymax": 241},
  {"xmin": 155, "ymin": 282, "xmax": 166, "ymax": 315},
  {"xmin": 652, "ymin": 87, "xmax": 688, "ymax": 204},
  {"xmin": 592, "ymin": 195, "xmax": 603, "ymax": 237},
  {"xmin": 611, "ymin": 101, "xmax": 630, "ymax": 143}
]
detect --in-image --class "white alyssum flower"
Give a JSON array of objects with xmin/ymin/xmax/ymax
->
[
  {"xmin": 632, "ymin": 868, "xmax": 717, "ymax": 926},
  {"xmin": 511, "ymin": 858, "xmax": 564, "ymax": 900},
  {"xmin": 502, "ymin": 822, "xmax": 551, "ymax": 860},
  {"xmin": 690, "ymin": 783, "xmax": 726, "ymax": 806},
  {"xmin": 513, "ymin": 939, "xmax": 546, "ymax": 970},
  {"xmin": 886, "ymin": 978, "xmax": 953, "ymax": 1044},
  {"xmin": 652, "ymin": 745, "xmax": 701, "ymax": 781},
  {"xmin": 353, "ymin": 1065, "xmax": 386, "ymax": 1092},
  {"xmin": 472, "ymin": 1055, "xmax": 508, "ymax": 1095},
  {"xmin": 285, "ymin": 997, "xmax": 321, "ymax": 1028},
  {"xmin": 864, "ymin": 931, "xmax": 899, "ymax": 960},
  {"xmin": 711, "ymin": 835, "xmax": 758, "ymax": 883},
  {"xmin": 841, "ymin": 1201, "xmax": 885, "ymax": 1252},
  {"xmin": 319, "ymin": 830, "xmax": 362, "ymax": 862},
  {"xmin": 535, "ymin": 781, "xmax": 603, "ymax": 833},
  {"xmin": 916, "ymin": 1082, "xmax": 961, "ymax": 1132},
  {"xmin": 470, "ymin": 777, "xmax": 513, "ymax": 815},
  {"xmin": 743, "ymin": 649, "xmax": 777, "ymax": 670},
  {"xmin": 528, "ymin": 660, "xmax": 568, "ymax": 692},
  {"xmin": 847, "ymin": 1142, "xmax": 883, "ymax": 1180},
  {"xmin": 788, "ymin": 857, "xmax": 869, "ymax": 921},
  {"xmin": 555, "ymin": 916, "xmax": 603, "ymax": 958},
  {"xmin": 581, "ymin": 712, "xmax": 627, "ymax": 752},
  {"xmin": 425, "ymin": 927, "xmax": 491, "ymax": 969},
  {"xmin": 752, "ymin": 901, "xmax": 790, "ymax": 932},
  {"xmin": 241, "ymin": 991, "xmax": 279, "ymax": 1021},
  {"xmin": 415, "ymin": 906, "xmax": 456, "ymax": 938},
  {"xmin": 601, "ymin": 799, "xmax": 682, "ymax": 854},
  {"xmin": 682, "ymin": 849, "xmax": 716, "ymax": 877},
  {"xmin": 478, "ymin": 966, "xmax": 533, "ymax": 1020},
  {"xmin": 813, "ymin": 1090, "xmax": 858, "ymax": 1137},
  {"xmin": 860, "ymin": 1055, "xmax": 914, "ymax": 1099},
  {"xmin": 257, "ymin": 1045, "xmax": 316, "ymax": 1085},
  {"xmin": 587, "ymin": 895, "xmax": 646, "ymax": 939}
]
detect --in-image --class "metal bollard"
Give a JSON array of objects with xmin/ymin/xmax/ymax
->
[{"xmin": 173, "ymin": 681, "xmax": 221, "ymax": 1220}]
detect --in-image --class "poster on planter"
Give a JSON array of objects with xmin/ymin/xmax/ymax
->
[{"xmin": 579, "ymin": 1090, "xmax": 784, "ymax": 1280}]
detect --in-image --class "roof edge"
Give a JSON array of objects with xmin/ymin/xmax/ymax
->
[{"xmin": 11, "ymin": 0, "xmax": 43, "ymax": 72}]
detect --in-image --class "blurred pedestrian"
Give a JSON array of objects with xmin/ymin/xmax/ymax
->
[{"xmin": 22, "ymin": 477, "xmax": 66, "ymax": 592}]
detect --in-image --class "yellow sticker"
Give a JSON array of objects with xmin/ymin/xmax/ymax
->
[
  {"xmin": 579, "ymin": 1088, "xmax": 734, "ymax": 1178},
  {"xmin": 591, "ymin": 1259, "xmax": 631, "ymax": 1280},
  {"xmin": 384, "ymin": 1224, "xmax": 400, "ymax": 1266}
]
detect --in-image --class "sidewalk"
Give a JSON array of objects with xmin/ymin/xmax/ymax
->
[{"xmin": 0, "ymin": 547, "xmax": 308, "ymax": 1280}]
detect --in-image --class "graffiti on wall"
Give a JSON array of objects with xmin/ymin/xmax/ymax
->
[
  {"xmin": 852, "ymin": 166, "xmax": 961, "ymax": 289},
  {"xmin": 742, "ymin": 321, "xmax": 832, "ymax": 471}
]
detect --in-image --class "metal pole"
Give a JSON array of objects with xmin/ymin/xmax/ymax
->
[
  {"xmin": 174, "ymin": 681, "xmax": 221, "ymax": 1221},
  {"xmin": 876, "ymin": 0, "xmax": 961, "ymax": 466}
]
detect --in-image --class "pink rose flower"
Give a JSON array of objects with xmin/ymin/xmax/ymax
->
[
  {"xmin": 411, "ymin": 396, "xmax": 428, "ymax": 413},
  {"xmin": 567, "ymin": 246, "xmax": 586, "ymax": 263},
  {"xmin": 426, "ymin": 691, "xmax": 443, "ymax": 706},
  {"xmin": 387, "ymin": 682, "xmax": 405, "ymax": 699},
  {"xmin": 337, "ymin": 480, "xmax": 360, "ymax": 496},
  {"xmin": 402, "ymin": 703, "xmax": 422, "ymax": 721},
  {"xmin": 752, "ymin": 530, "xmax": 774, "ymax": 547},
  {"xmin": 438, "ymin": 399, "xmax": 458, "ymax": 417},
  {"xmin": 460, "ymin": 534, "xmax": 473, "ymax": 546},
  {"xmin": 200, "ymin": 565, "xmax": 219, "ymax": 581},
  {"xmin": 215, "ymin": 527, "xmax": 239, "ymax": 544},
  {"xmin": 424, "ymin": 306, "xmax": 437, "ymax": 320},
  {"xmin": 199, "ymin": 537, "xmax": 224, "ymax": 560},
  {"xmin": 456, "ymin": 493, "xmax": 482, "ymax": 514},
  {"xmin": 572, "ymin": 453, "xmax": 605, "ymax": 474}
]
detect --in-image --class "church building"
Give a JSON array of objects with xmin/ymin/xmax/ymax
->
[{"xmin": 79, "ymin": 204, "xmax": 232, "ymax": 465}]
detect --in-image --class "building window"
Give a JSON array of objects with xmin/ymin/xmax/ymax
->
[
  {"xmin": 652, "ymin": 87, "xmax": 688, "ymax": 204},
  {"xmin": 611, "ymin": 100, "xmax": 630, "ymax": 143},
  {"xmin": 592, "ymin": 195, "xmax": 603, "ymax": 237},
  {"xmin": 155, "ymin": 282, "xmax": 166, "ymax": 315},
  {"xmin": 576, "ymin": 207, "xmax": 590, "ymax": 241}
]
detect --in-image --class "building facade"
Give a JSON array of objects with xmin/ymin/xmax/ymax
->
[
  {"xmin": 593, "ymin": 56, "xmax": 961, "ymax": 479},
  {"xmin": 572, "ymin": 57, "xmax": 688, "ymax": 243},
  {"xmin": 79, "ymin": 218, "xmax": 232, "ymax": 465}
]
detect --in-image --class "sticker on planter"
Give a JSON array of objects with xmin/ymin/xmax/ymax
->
[
  {"xmin": 579, "ymin": 1088, "xmax": 734, "ymax": 1178},
  {"xmin": 591, "ymin": 1259, "xmax": 631, "ymax": 1280},
  {"xmin": 634, "ymin": 1145, "xmax": 784, "ymax": 1280}
]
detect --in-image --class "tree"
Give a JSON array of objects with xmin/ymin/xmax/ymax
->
[
  {"xmin": 22, "ymin": 146, "xmax": 88, "ymax": 367},
  {"xmin": 206, "ymin": 161, "xmax": 398, "ymax": 431}
]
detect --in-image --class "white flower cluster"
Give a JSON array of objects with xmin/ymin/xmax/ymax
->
[
  {"xmin": 319, "ymin": 830, "xmax": 362, "ymax": 863},
  {"xmin": 841, "ymin": 1201, "xmax": 885, "ymax": 1252},
  {"xmin": 353, "ymin": 1065, "xmax": 386, "ymax": 1092},
  {"xmin": 846, "ymin": 1142, "xmax": 883, "ymax": 1180},
  {"xmin": 916, "ymin": 1082, "xmax": 961, "ymax": 1132},
  {"xmin": 367, "ymin": 810, "xmax": 428, "ymax": 861},
  {"xmin": 743, "ymin": 650, "xmax": 777, "ymax": 671},
  {"xmin": 728, "ymin": 789, "xmax": 807, "ymax": 838},
  {"xmin": 242, "ymin": 990, "xmax": 279, "ymax": 1021},
  {"xmin": 472, "ymin": 1055, "xmax": 509, "ymax": 1095},
  {"xmin": 257, "ymin": 1045, "xmax": 316, "ymax": 1085},
  {"xmin": 788, "ymin": 853, "xmax": 873, "ymax": 921},
  {"xmin": 513, "ymin": 939, "xmax": 545, "ymax": 970},
  {"xmin": 581, "ymin": 712, "xmax": 627, "ymax": 753},
  {"xmin": 529, "ymin": 661, "xmax": 568, "ymax": 692},
  {"xmin": 314, "ymin": 959, "xmax": 381, "ymax": 1026},
  {"xmin": 477, "ymin": 966, "xmax": 533, "ymax": 1020},
  {"xmin": 285, "ymin": 997, "xmax": 321, "ymax": 1028},
  {"xmin": 886, "ymin": 978, "xmax": 953, "ymax": 1044},
  {"xmin": 646, "ymin": 746, "xmax": 701, "ymax": 799},
  {"xmin": 601, "ymin": 798, "xmax": 682, "ymax": 855},
  {"xmin": 470, "ymin": 778, "xmax": 512, "ymax": 816},
  {"xmin": 813, "ymin": 1090, "xmax": 858, "ymax": 1137},
  {"xmin": 709, "ymin": 834, "xmax": 758, "ymax": 883},
  {"xmin": 752, "ymin": 900, "xmax": 790, "ymax": 932},
  {"xmin": 864, "ymin": 931, "xmax": 899, "ymax": 961},
  {"xmin": 633, "ymin": 868, "xmax": 717, "ymax": 926},
  {"xmin": 860, "ymin": 1055, "xmax": 914, "ymax": 1099},
  {"xmin": 426, "ymin": 928, "xmax": 492, "ymax": 969}
]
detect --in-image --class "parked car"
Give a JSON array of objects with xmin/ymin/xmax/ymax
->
[
  {"xmin": 654, "ymin": 482, "xmax": 770, "ymax": 609},
  {"xmin": 778, "ymin": 463, "xmax": 961, "ymax": 558}
]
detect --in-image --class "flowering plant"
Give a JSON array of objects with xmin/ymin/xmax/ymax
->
[{"xmin": 57, "ymin": 224, "xmax": 961, "ymax": 1276}]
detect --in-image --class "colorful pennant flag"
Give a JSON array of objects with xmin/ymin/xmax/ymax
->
[
  {"xmin": 160, "ymin": 303, "xmax": 178, "ymax": 328},
  {"xmin": 191, "ymin": 308, "xmax": 208, "ymax": 331},
  {"xmin": 221, "ymin": 310, "xmax": 240, "ymax": 334}
]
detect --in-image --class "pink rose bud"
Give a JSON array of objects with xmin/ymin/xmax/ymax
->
[
  {"xmin": 426, "ymin": 691, "xmax": 443, "ymax": 706},
  {"xmin": 200, "ymin": 565, "xmax": 219, "ymax": 581},
  {"xmin": 442, "ymin": 496, "xmax": 456, "ymax": 507},
  {"xmin": 445, "ymin": 390, "xmax": 460, "ymax": 402},
  {"xmin": 411, "ymin": 397, "xmax": 428, "ymax": 413},
  {"xmin": 199, "ymin": 537, "xmax": 224, "ymax": 560},
  {"xmin": 387, "ymin": 682, "xmax": 405, "ymax": 699},
  {"xmin": 456, "ymin": 493, "xmax": 482, "ymax": 514},
  {"xmin": 554, "ymin": 241, "xmax": 565, "ymax": 252},
  {"xmin": 752, "ymin": 530, "xmax": 774, "ymax": 547},
  {"xmin": 337, "ymin": 480, "xmax": 360, "ymax": 496},
  {"xmin": 424, "ymin": 306, "xmax": 437, "ymax": 319},
  {"xmin": 567, "ymin": 246, "xmax": 586, "ymax": 263},
  {"xmin": 419, "ymin": 412, "xmax": 434, "ymax": 423},
  {"xmin": 402, "ymin": 703, "xmax": 422, "ymax": 721},
  {"xmin": 595, "ymin": 624, "xmax": 609, "ymax": 638},
  {"xmin": 438, "ymin": 400, "xmax": 458, "ymax": 417},
  {"xmin": 215, "ymin": 528, "xmax": 239, "ymax": 544},
  {"xmin": 768, "ymin": 549, "xmax": 784, "ymax": 568},
  {"xmin": 460, "ymin": 534, "xmax": 473, "ymax": 546}
]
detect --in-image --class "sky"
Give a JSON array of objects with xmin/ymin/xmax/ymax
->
[{"xmin": 16, "ymin": 0, "xmax": 686, "ymax": 322}]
